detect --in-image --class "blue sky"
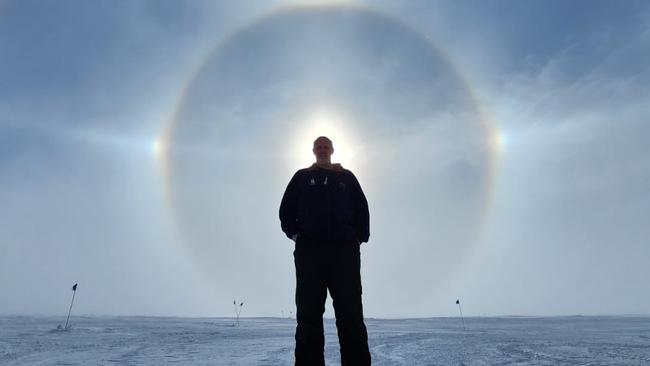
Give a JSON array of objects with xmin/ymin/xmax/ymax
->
[{"xmin": 1, "ymin": 1, "xmax": 649, "ymax": 317}]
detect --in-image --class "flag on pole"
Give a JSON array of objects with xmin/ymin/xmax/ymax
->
[
  {"xmin": 64, "ymin": 283, "xmax": 78, "ymax": 330},
  {"xmin": 455, "ymin": 299, "xmax": 466, "ymax": 330}
]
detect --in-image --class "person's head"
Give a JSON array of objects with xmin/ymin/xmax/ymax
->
[{"xmin": 313, "ymin": 136, "xmax": 334, "ymax": 164}]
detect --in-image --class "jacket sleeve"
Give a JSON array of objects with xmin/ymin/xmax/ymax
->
[
  {"xmin": 350, "ymin": 172, "xmax": 370, "ymax": 243},
  {"xmin": 279, "ymin": 172, "xmax": 300, "ymax": 240}
]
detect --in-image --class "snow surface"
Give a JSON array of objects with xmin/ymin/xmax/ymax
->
[{"xmin": 1, "ymin": 316, "xmax": 649, "ymax": 365}]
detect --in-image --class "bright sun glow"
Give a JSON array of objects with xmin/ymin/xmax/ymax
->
[
  {"xmin": 495, "ymin": 130, "xmax": 508, "ymax": 152},
  {"xmin": 488, "ymin": 128, "xmax": 508, "ymax": 154},
  {"xmin": 291, "ymin": 107, "xmax": 359, "ymax": 168},
  {"xmin": 151, "ymin": 137, "xmax": 165, "ymax": 161}
]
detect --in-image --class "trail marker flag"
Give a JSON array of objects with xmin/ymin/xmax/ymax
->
[
  {"xmin": 64, "ymin": 283, "xmax": 78, "ymax": 330},
  {"xmin": 456, "ymin": 299, "xmax": 466, "ymax": 330},
  {"xmin": 233, "ymin": 300, "xmax": 244, "ymax": 326}
]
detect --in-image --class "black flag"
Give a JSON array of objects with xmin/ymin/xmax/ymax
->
[
  {"xmin": 455, "ymin": 299, "xmax": 465, "ymax": 330},
  {"xmin": 64, "ymin": 283, "xmax": 78, "ymax": 330}
]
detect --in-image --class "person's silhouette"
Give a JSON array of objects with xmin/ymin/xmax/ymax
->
[{"xmin": 280, "ymin": 136, "xmax": 371, "ymax": 365}]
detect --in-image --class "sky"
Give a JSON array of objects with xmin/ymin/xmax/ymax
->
[{"xmin": 1, "ymin": 0, "xmax": 649, "ymax": 318}]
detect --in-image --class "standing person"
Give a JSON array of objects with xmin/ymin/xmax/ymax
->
[{"xmin": 280, "ymin": 136, "xmax": 371, "ymax": 365}]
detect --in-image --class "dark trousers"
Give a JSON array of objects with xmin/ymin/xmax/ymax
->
[{"xmin": 293, "ymin": 237, "xmax": 371, "ymax": 366}]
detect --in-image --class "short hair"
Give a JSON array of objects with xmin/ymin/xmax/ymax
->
[{"xmin": 313, "ymin": 136, "xmax": 333, "ymax": 147}]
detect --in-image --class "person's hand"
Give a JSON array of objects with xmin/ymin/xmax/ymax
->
[{"xmin": 292, "ymin": 234, "xmax": 299, "ymax": 242}]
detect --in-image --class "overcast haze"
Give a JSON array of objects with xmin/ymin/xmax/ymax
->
[{"xmin": 1, "ymin": 0, "xmax": 649, "ymax": 318}]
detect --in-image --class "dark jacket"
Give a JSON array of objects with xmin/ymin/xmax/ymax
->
[{"xmin": 279, "ymin": 163, "xmax": 370, "ymax": 243}]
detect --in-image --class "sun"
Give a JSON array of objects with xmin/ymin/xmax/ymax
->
[
  {"xmin": 151, "ymin": 136, "xmax": 166, "ymax": 162},
  {"xmin": 290, "ymin": 106, "xmax": 359, "ymax": 169}
]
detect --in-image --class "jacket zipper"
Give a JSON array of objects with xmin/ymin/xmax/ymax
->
[{"xmin": 326, "ymin": 175, "xmax": 331, "ymax": 239}]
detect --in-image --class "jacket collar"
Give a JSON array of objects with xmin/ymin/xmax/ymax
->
[{"xmin": 307, "ymin": 163, "xmax": 344, "ymax": 172}]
